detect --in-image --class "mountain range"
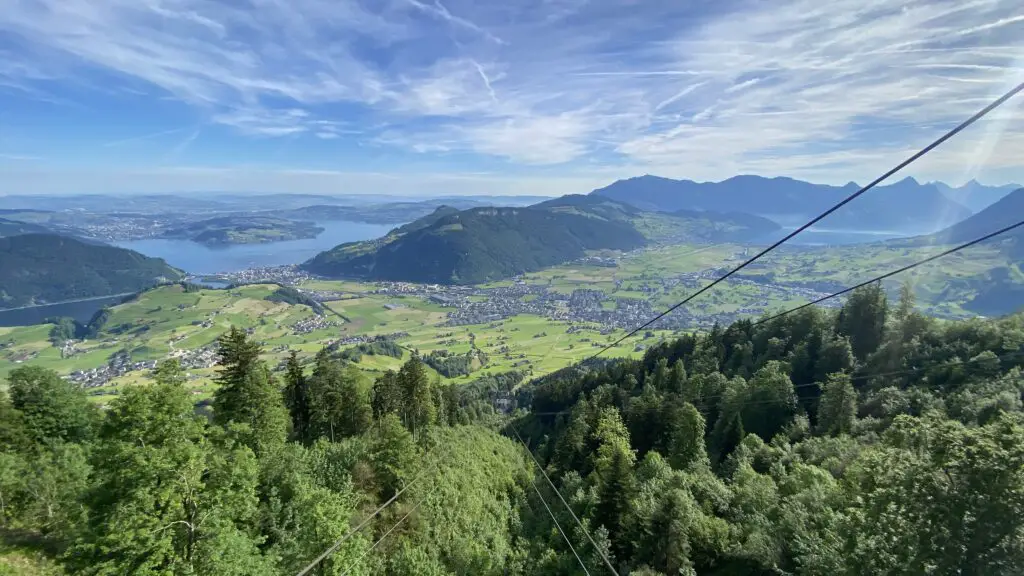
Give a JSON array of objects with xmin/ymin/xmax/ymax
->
[{"xmin": 592, "ymin": 175, "xmax": 1017, "ymax": 233}]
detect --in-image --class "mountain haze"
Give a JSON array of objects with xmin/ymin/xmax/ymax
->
[
  {"xmin": 592, "ymin": 174, "xmax": 973, "ymax": 232},
  {"xmin": 907, "ymin": 188, "xmax": 1024, "ymax": 317},
  {"xmin": 933, "ymin": 180, "xmax": 1021, "ymax": 213}
]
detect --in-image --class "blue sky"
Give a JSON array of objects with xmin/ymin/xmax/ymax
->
[{"xmin": 1, "ymin": 0, "xmax": 1022, "ymax": 195}]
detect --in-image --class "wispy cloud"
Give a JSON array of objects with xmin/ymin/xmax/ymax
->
[
  {"xmin": 0, "ymin": 0, "xmax": 1022, "ymax": 187},
  {"xmin": 103, "ymin": 127, "xmax": 190, "ymax": 147},
  {"xmin": 0, "ymin": 153, "xmax": 42, "ymax": 161}
]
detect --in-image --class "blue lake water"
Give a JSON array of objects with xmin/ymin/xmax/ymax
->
[
  {"xmin": 767, "ymin": 227, "xmax": 910, "ymax": 247},
  {"xmin": 0, "ymin": 295, "xmax": 128, "ymax": 327},
  {"xmin": 114, "ymin": 220, "xmax": 395, "ymax": 274}
]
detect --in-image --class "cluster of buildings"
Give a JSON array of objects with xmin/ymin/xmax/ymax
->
[
  {"xmin": 290, "ymin": 316, "xmax": 339, "ymax": 334},
  {"xmin": 212, "ymin": 265, "xmax": 313, "ymax": 285},
  {"xmin": 67, "ymin": 352, "xmax": 159, "ymax": 388}
]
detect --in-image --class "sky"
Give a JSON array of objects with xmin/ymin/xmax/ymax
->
[{"xmin": 0, "ymin": 0, "xmax": 1022, "ymax": 196}]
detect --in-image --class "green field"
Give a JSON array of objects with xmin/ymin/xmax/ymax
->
[
  {"xmin": 0, "ymin": 282, "xmax": 672, "ymax": 404},
  {"xmin": 2, "ymin": 237, "xmax": 1018, "ymax": 403}
]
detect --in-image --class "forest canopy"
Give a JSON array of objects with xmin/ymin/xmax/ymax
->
[{"xmin": 2, "ymin": 283, "xmax": 1023, "ymax": 575}]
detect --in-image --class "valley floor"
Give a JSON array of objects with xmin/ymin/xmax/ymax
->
[{"xmin": 0, "ymin": 239, "xmax": 1016, "ymax": 403}]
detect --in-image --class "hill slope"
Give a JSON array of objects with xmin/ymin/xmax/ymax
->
[
  {"xmin": 913, "ymin": 188, "xmax": 1024, "ymax": 316},
  {"xmin": 593, "ymin": 174, "xmax": 972, "ymax": 232},
  {"xmin": 0, "ymin": 234, "xmax": 184, "ymax": 309},
  {"xmin": 303, "ymin": 205, "xmax": 647, "ymax": 283},
  {"xmin": 0, "ymin": 217, "xmax": 52, "ymax": 237},
  {"xmin": 162, "ymin": 216, "xmax": 323, "ymax": 245},
  {"xmin": 934, "ymin": 179, "xmax": 1021, "ymax": 212},
  {"xmin": 533, "ymin": 194, "xmax": 780, "ymax": 242},
  {"xmin": 303, "ymin": 195, "xmax": 781, "ymax": 284},
  {"xmin": 925, "ymin": 188, "xmax": 1024, "ymax": 246}
]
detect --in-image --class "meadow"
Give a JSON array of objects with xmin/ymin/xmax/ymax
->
[{"xmin": 1, "ymin": 237, "xmax": 1014, "ymax": 404}]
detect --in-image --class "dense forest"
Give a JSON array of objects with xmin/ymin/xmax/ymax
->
[
  {"xmin": 0, "ymin": 234, "xmax": 183, "ymax": 309},
  {"xmin": 2, "ymin": 283, "xmax": 1023, "ymax": 574}
]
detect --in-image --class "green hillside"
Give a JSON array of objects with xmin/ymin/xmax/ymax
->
[
  {"xmin": 303, "ymin": 205, "xmax": 648, "ymax": 283},
  {"xmin": 0, "ymin": 234, "xmax": 183, "ymax": 309},
  {"xmin": 303, "ymin": 195, "xmax": 779, "ymax": 284},
  {"xmin": 163, "ymin": 216, "xmax": 324, "ymax": 245},
  {"xmin": 900, "ymin": 188, "xmax": 1024, "ymax": 316},
  {"xmin": 0, "ymin": 217, "xmax": 52, "ymax": 237}
]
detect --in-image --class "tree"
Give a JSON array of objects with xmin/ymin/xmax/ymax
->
[
  {"xmin": 650, "ymin": 358, "xmax": 670, "ymax": 390},
  {"xmin": 592, "ymin": 408, "xmax": 635, "ymax": 553},
  {"xmin": 0, "ymin": 390, "xmax": 30, "ymax": 453},
  {"xmin": 742, "ymin": 361, "xmax": 798, "ymax": 442},
  {"xmin": 668, "ymin": 359, "xmax": 687, "ymax": 394},
  {"xmin": 283, "ymin": 351, "xmax": 312, "ymax": 443},
  {"xmin": 814, "ymin": 336, "xmax": 855, "ymax": 384},
  {"xmin": 816, "ymin": 373, "xmax": 857, "ymax": 436},
  {"xmin": 308, "ymin": 353, "xmax": 371, "ymax": 441},
  {"xmin": 7, "ymin": 365, "xmax": 96, "ymax": 446},
  {"xmin": 214, "ymin": 326, "xmax": 261, "ymax": 392},
  {"xmin": 371, "ymin": 370, "xmax": 403, "ymax": 420},
  {"xmin": 369, "ymin": 414, "xmax": 418, "ymax": 498},
  {"xmin": 836, "ymin": 283, "xmax": 888, "ymax": 362},
  {"xmin": 70, "ymin": 380, "xmax": 270, "ymax": 575},
  {"xmin": 153, "ymin": 358, "xmax": 186, "ymax": 386},
  {"xmin": 399, "ymin": 355, "xmax": 436, "ymax": 435},
  {"xmin": 895, "ymin": 280, "xmax": 915, "ymax": 323},
  {"xmin": 662, "ymin": 401, "xmax": 708, "ymax": 470},
  {"xmin": 212, "ymin": 328, "xmax": 288, "ymax": 455},
  {"xmin": 846, "ymin": 414, "xmax": 1024, "ymax": 574}
]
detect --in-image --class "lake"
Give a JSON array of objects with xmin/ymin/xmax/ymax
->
[
  {"xmin": 0, "ymin": 295, "xmax": 128, "ymax": 327},
  {"xmin": 114, "ymin": 220, "xmax": 395, "ymax": 274},
  {"xmin": 768, "ymin": 227, "xmax": 910, "ymax": 246}
]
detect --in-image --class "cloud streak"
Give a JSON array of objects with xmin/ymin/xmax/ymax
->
[{"xmin": 0, "ymin": 0, "xmax": 1021, "ymax": 187}]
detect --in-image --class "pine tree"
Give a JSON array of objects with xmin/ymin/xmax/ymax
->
[
  {"xmin": 398, "ymin": 355, "xmax": 435, "ymax": 435},
  {"xmin": 211, "ymin": 327, "xmax": 287, "ymax": 456},
  {"xmin": 283, "ymin": 351, "xmax": 311, "ymax": 443},
  {"xmin": 664, "ymin": 401, "xmax": 708, "ymax": 470},
  {"xmin": 371, "ymin": 370, "xmax": 403, "ymax": 420},
  {"xmin": 153, "ymin": 358, "xmax": 186, "ymax": 386},
  {"xmin": 837, "ymin": 283, "xmax": 888, "ymax": 362},
  {"xmin": 214, "ymin": 326, "xmax": 261, "ymax": 394},
  {"xmin": 816, "ymin": 373, "xmax": 857, "ymax": 436},
  {"xmin": 308, "ymin": 353, "xmax": 371, "ymax": 441},
  {"xmin": 669, "ymin": 359, "xmax": 688, "ymax": 394},
  {"xmin": 651, "ymin": 358, "xmax": 670, "ymax": 390}
]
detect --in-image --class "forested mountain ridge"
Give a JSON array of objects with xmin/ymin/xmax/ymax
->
[
  {"xmin": 0, "ymin": 218, "xmax": 52, "ymax": 237},
  {"xmin": 303, "ymin": 195, "xmax": 779, "ymax": 283},
  {"xmin": 592, "ymin": 174, "xmax": 975, "ymax": 232},
  {"xmin": 161, "ymin": 215, "xmax": 324, "ymax": 245},
  {"xmin": 0, "ymin": 233, "xmax": 184, "ymax": 309},
  {"xmin": 304, "ymin": 205, "xmax": 647, "ymax": 283}
]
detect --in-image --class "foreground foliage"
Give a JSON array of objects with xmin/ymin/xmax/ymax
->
[
  {"xmin": 2, "ymin": 284, "xmax": 1023, "ymax": 574},
  {"xmin": 514, "ymin": 283, "xmax": 1024, "ymax": 574}
]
